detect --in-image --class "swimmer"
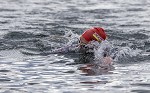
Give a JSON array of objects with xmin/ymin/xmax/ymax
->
[
  {"xmin": 50, "ymin": 27, "xmax": 113, "ymax": 64},
  {"xmin": 74, "ymin": 27, "xmax": 114, "ymax": 75},
  {"xmin": 78, "ymin": 27, "xmax": 113, "ymax": 74},
  {"xmin": 50, "ymin": 27, "xmax": 107, "ymax": 54}
]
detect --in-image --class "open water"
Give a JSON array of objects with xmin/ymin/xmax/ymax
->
[{"xmin": 0, "ymin": 0, "xmax": 150, "ymax": 93}]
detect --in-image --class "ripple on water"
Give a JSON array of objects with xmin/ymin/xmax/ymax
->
[
  {"xmin": 0, "ymin": 8, "xmax": 17, "ymax": 12},
  {"xmin": 127, "ymin": 8, "xmax": 147, "ymax": 12},
  {"xmin": 0, "ymin": 78, "xmax": 11, "ymax": 82},
  {"xmin": 131, "ymin": 83, "xmax": 150, "ymax": 88},
  {"xmin": 131, "ymin": 89, "xmax": 150, "ymax": 93}
]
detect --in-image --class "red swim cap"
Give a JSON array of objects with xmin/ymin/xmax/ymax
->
[{"xmin": 81, "ymin": 27, "xmax": 107, "ymax": 42}]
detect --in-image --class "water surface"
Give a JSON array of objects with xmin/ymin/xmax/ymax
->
[{"xmin": 0, "ymin": 0, "xmax": 150, "ymax": 93}]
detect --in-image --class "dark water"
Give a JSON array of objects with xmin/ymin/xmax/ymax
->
[{"xmin": 0, "ymin": 0, "xmax": 150, "ymax": 93}]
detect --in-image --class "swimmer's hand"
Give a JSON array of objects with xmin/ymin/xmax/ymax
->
[{"xmin": 101, "ymin": 56, "xmax": 113, "ymax": 67}]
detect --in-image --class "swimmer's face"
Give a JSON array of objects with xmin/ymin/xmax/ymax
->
[
  {"xmin": 80, "ymin": 36, "xmax": 89, "ymax": 45},
  {"xmin": 80, "ymin": 35, "xmax": 103, "ymax": 45}
]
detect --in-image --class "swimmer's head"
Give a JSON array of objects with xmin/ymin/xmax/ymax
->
[{"xmin": 80, "ymin": 27, "xmax": 107, "ymax": 44}]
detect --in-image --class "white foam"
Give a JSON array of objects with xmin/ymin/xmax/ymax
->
[
  {"xmin": 92, "ymin": 40, "xmax": 113, "ymax": 60},
  {"xmin": 113, "ymin": 47, "xmax": 141, "ymax": 62},
  {"xmin": 64, "ymin": 30, "xmax": 80, "ymax": 45},
  {"xmin": 88, "ymin": 40, "xmax": 141, "ymax": 63}
]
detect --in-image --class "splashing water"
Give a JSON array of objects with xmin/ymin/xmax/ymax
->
[
  {"xmin": 51, "ymin": 30, "xmax": 142, "ymax": 64},
  {"xmin": 92, "ymin": 40, "xmax": 113, "ymax": 60},
  {"xmin": 48, "ymin": 31, "xmax": 80, "ymax": 54},
  {"xmin": 113, "ymin": 47, "xmax": 142, "ymax": 62},
  {"xmin": 64, "ymin": 30, "xmax": 80, "ymax": 45},
  {"xmin": 86, "ymin": 40, "xmax": 141, "ymax": 64}
]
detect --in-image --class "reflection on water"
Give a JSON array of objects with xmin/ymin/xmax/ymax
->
[
  {"xmin": 78, "ymin": 63, "xmax": 114, "ymax": 76},
  {"xmin": 80, "ymin": 80, "xmax": 110, "ymax": 84}
]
